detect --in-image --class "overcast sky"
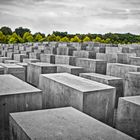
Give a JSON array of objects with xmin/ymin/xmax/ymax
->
[{"xmin": 0, "ymin": 0, "xmax": 140, "ymax": 34}]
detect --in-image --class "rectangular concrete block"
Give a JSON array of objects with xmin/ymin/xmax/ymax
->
[
  {"xmin": 55, "ymin": 55, "xmax": 77, "ymax": 66},
  {"xmin": 105, "ymin": 47, "xmax": 122, "ymax": 53},
  {"xmin": 14, "ymin": 54, "xmax": 28, "ymax": 62},
  {"xmin": 17, "ymin": 63, "xmax": 28, "ymax": 82},
  {"xmin": 76, "ymin": 58, "xmax": 107, "ymax": 74},
  {"xmin": 0, "ymin": 66, "xmax": 4, "ymax": 74},
  {"xmin": 129, "ymin": 56, "xmax": 140, "ymax": 66},
  {"xmin": 107, "ymin": 63, "xmax": 140, "ymax": 79},
  {"xmin": 116, "ymin": 96, "xmax": 140, "ymax": 139},
  {"xmin": 1, "ymin": 64, "xmax": 25, "ymax": 81},
  {"xmin": 73, "ymin": 50, "xmax": 96, "ymax": 59},
  {"xmin": 40, "ymin": 54, "xmax": 55, "ymax": 64},
  {"xmin": 27, "ymin": 62, "xmax": 57, "ymax": 87},
  {"xmin": 96, "ymin": 53, "xmax": 117, "ymax": 63},
  {"xmin": 9, "ymin": 107, "xmax": 135, "ymax": 140},
  {"xmin": 57, "ymin": 46, "xmax": 76, "ymax": 56},
  {"xmin": 39, "ymin": 73, "xmax": 116, "ymax": 126},
  {"xmin": 80, "ymin": 73, "xmax": 123, "ymax": 108},
  {"xmin": 23, "ymin": 58, "xmax": 40, "ymax": 63},
  {"xmin": 57, "ymin": 64, "xmax": 84, "ymax": 76},
  {"xmin": 124, "ymin": 72, "xmax": 140, "ymax": 96},
  {"xmin": 29, "ymin": 52, "xmax": 41, "ymax": 59},
  {"xmin": 0, "ymin": 57, "xmax": 11, "ymax": 63},
  {"xmin": 117, "ymin": 53, "xmax": 136, "ymax": 64},
  {"xmin": 4, "ymin": 60, "xmax": 19, "ymax": 64},
  {"xmin": 7, "ymin": 52, "xmax": 17, "ymax": 59},
  {"xmin": 0, "ymin": 74, "xmax": 42, "ymax": 140}
]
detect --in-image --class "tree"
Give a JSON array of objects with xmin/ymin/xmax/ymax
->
[
  {"xmin": 15, "ymin": 27, "xmax": 31, "ymax": 37},
  {"xmin": 53, "ymin": 31, "xmax": 68, "ymax": 37},
  {"xmin": 0, "ymin": 31, "xmax": 6, "ymax": 43},
  {"xmin": 0, "ymin": 26, "xmax": 12, "ymax": 35},
  {"xmin": 46, "ymin": 34, "xmax": 57, "ymax": 42},
  {"xmin": 60, "ymin": 36, "xmax": 69, "ymax": 42},
  {"xmin": 35, "ymin": 33, "xmax": 43, "ymax": 42},
  {"xmin": 23, "ymin": 32, "xmax": 34, "ymax": 42},
  {"xmin": 70, "ymin": 35, "xmax": 81, "ymax": 42},
  {"xmin": 83, "ymin": 36, "xmax": 91, "ymax": 42},
  {"xmin": 56, "ymin": 36, "xmax": 61, "ymax": 41},
  {"xmin": 93, "ymin": 36, "xmax": 102, "ymax": 43}
]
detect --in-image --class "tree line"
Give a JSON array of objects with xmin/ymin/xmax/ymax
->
[{"xmin": 0, "ymin": 26, "xmax": 140, "ymax": 44}]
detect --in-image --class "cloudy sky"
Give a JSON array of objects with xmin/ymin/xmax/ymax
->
[{"xmin": 0, "ymin": 0, "xmax": 140, "ymax": 34}]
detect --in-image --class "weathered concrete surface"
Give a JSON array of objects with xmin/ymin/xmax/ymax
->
[
  {"xmin": 40, "ymin": 54, "xmax": 55, "ymax": 64},
  {"xmin": 117, "ymin": 53, "xmax": 136, "ymax": 64},
  {"xmin": 55, "ymin": 55, "xmax": 77, "ymax": 66},
  {"xmin": 105, "ymin": 47, "xmax": 122, "ymax": 53},
  {"xmin": 9, "ymin": 107, "xmax": 135, "ymax": 140},
  {"xmin": 96, "ymin": 53, "xmax": 117, "ymax": 63},
  {"xmin": 29, "ymin": 52, "xmax": 41, "ymax": 59},
  {"xmin": 27, "ymin": 62, "xmax": 57, "ymax": 87},
  {"xmin": 80, "ymin": 73, "xmax": 123, "ymax": 108},
  {"xmin": 23, "ymin": 58, "xmax": 40, "ymax": 63},
  {"xmin": 107, "ymin": 63, "xmax": 140, "ymax": 79},
  {"xmin": 76, "ymin": 58, "xmax": 107, "ymax": 74},
  {"xmin": 0, "ymin": 64, "xmax": 25, "ymax": 81},
  {"xmin": 17, "ymin": 63, "xmax": 28, "ymax": 82},
  {"xmin": 4, "ymin": 60, "xmax": 19, "ymax": 64},
  {"xmin": 57, "ymin": 64, "xmax": 84, "ymax": 76},
  {"xmin": 0, "ymin": 66, "xmax": 4, "ymax": 74},
  {"xmin": 0, "ymin": 74, "xmax": 42, "ymax": 140},
  {"xmin": 7, "ymin": 52, "xmax": 17, "ymax": 59},
  {"xmin": 57, "ymin": 46, "xmax": 76, "ymax": 56},
  {"xmin": 124, "ymin": 72, "xmax": 140, "ymax": 96},
  {"xmin": 0, "ymin": 57, "xmax": 11, "ymax": 63},
  {"xmin": 73, "ymin": 50, "xmax": 96, "ymax": 59},
  {"xmin": 39, "ymin": 73, "xmax": 116, "ymax": 126},
  {"xmin": 14, "ymin": 54, "xmax": 28, "ymax": 62},
  {"xmin": 129, "ymin": 56, "xmax": 140, "ymax": 66},
  {"xmin": 116, "ymin": 96, "xmax": 140, "ymax": 139}
]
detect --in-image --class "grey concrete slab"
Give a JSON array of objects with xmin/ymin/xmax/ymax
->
[
  {"xmin": 14, "ymin": 54, "xmax": 28, "ymax": 62},
  {"xmin": 73, "ymin": 50, "xmax": 96, "ymax": 59},
  {"xmin": 4, "ymin": 60, "xmax": 19, "ymax": 64},
  {"xmin": 55, "ymin": 55, "xmax": 77, "ymax": 66},
  {"xmin": 27, "ymin": 62, "xmax": 57, "ymax": 87},
  {"xmin": 96, "ymin": 53, "xmax": 117, "ymax": 63},
  {"xmin": 80, "ymin": 73, "xmax": 123, "ymax": 108},
  {"xmin": 39, "ymin": 73, "xmax": 116, "ymax": 126},
  {"xmin": 117, "ymin": 53, "xmax": 136, "ymax": 64},
  {"xmin": 0, "ymin": 64, "xmax": 25, "ymax": 81},
  {"xmin": 116, "ymin": 96, "xmax": 140, "ymax": 139},
  {"xmin": 129, "ymin": 56, "xmax": 140, "ymax": 66},
  {"xmin": 57, "ymin": 64, "xmax": 84, "ymax": 76},
  {"xmin": 0, "ymin": 66, "xmax": 4, "ymax": 74},
  {"xmin": 40, "ymin": 54, "xmax": 55, "ymax": 64},
  {"xmin": 0, "ymin": 74, "xmax": 42, "ymax": 140},
  {"xmin": 23, "ymin": 58, "xmax": 40, "ymax": 63},
  {"xmin": 124, "ymin": 72, "xmax": 140, "ymax": 96},
  {"xmin": 17, "ymin": 63, "xmax": 28, "ymax": 82},
  {"xmin": 0, "ymin": 57, "xmax": 11, "ymax": 63},
  {"xmin": 9, "ymin": 107, "xmax": 135, "ymax": 140},
  {"xmin": 76, "ymin": 58, "xmax": 107, "ymax": 74}
]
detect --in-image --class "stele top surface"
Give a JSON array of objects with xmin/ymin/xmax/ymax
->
[
  {"xmin": 41, "ymin": 73, "xmax": 115, "ymax": 92},
  {"xmin": 0, "ymin": 74, "xmax": 41, "ymax": 96},
  {"xmin": 10, "ymin": 107, "xmax": 135, "ymax": 140},
  {"xmin": 121, "ymin": 96, "xmax": 140, "ymax": 106},
  {"xmin": 80, "ymin": 73, "xmax": 122, "ymax": 80}
]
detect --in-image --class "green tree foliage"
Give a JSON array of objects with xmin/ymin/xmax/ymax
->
[
  {"xmin": 23, "ymin": 32, "xmax": 34, "ymax": 42},
  {"xmin": 60, "ymin": 36, "xmax": 69, "ymax": 42},
  {"xmin": 70, "ymin": 35, "xmax": 81, "ymax": 42},
  {"xmin": 0, "ymin": 26, "xmax": 12, "ymax": 35},
  {"xmin": 15, "ymin": 27, "xmax": 31, "ymax": 37},
  {"xmin": 83, "ymin": 36, "xmax": 91, "ymax": 42},
  {"xmin": 35, "ymin": 33, "xmax": 43, "ymax": 42},
  {"xmin": 1, "ymin": 26, "xmax": 140, "ymax": 44}
]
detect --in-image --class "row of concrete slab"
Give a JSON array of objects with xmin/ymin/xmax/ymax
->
[{"xmin": 0, "ymin": 43, "xmax": 140, "ymax": 140}]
